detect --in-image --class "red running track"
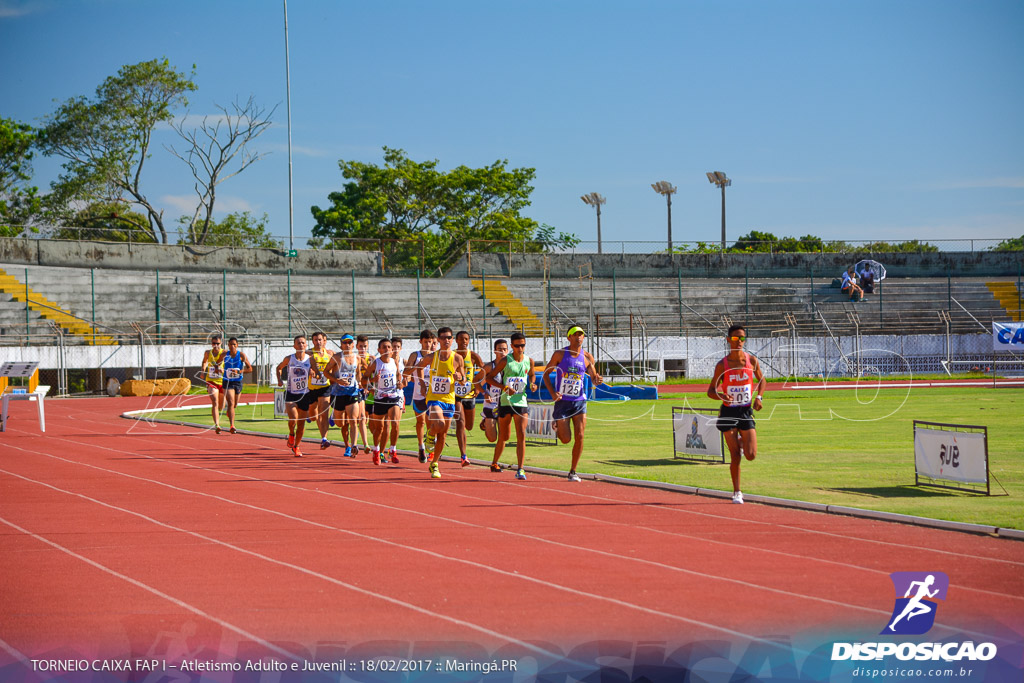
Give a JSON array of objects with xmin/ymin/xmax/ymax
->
[{"xmin": 1, "ymin": 396, "xmax": 1022, "ymax": 671}]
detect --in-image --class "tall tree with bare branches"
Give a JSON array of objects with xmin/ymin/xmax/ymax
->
[
  {"xmin": 38, "ymin": 58, "xmax": 196, "ymax": 243},
  {"xmin": 168, "ymin": 97, "xmax": 276, "ymax": 245}
]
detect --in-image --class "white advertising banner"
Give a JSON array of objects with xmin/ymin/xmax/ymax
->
[
  {"xmin": 274, "ymin": 388, "xmax": 287, "ymax": 418},
  {"xmin": 992, "ymin": 322, "xmax": 1024, "ymax": 351},
  {"xmin": 673, "ymin": 410, "xmax": 724, "ymax": 460},
  {"xmin": 525, "ymin": 403, "xmax": 556, "ymax": 442},
  {"xmin": 914, "ymin": 426, "xmax": 987, "ymax": 485}
]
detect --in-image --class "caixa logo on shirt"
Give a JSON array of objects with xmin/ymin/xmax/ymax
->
[{"xmin": 882, "ymin": 571, "xmax": 948, "ymax": 635}]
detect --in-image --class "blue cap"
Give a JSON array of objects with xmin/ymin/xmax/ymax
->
[{"xmin": 340, "ymin": 334, "xmax": 354, "ymax": 341}]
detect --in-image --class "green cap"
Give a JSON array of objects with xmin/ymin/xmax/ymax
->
[{"xmin": 567, "ymin": 326, "xmax": 585, "ymax": 337}]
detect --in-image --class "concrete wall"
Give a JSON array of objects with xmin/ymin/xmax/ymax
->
[
  {"xmin": 454, "ymin": 250, "xmax": 1023, "ymax": 279},
  {"xmin": 0, "ymin": 238, "xmax": 381, "ymax": 275}
]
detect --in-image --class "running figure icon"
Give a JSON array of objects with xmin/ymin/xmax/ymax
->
[{"xmin": 887, "ymin": 574, "xmax": 939, "ymax": 633}]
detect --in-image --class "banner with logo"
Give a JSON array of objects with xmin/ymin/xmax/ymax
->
[
  {"xmin": 525, "ymin": 403, "xmax": 556, "ymax": 443},
  {"xmin": 274, "ymin": 388, "xmax": 287, "ymax": 418},
  {"xmin": 672, "ymin": 407, "xmax": 724, "ymax": 463},
  {"xmin": 992, "ymin": 321, "xmax": 1024, "ymax": 351},
  {"xmin": 914, "ymin": 423, "xmax": 988, "ymax": 485}
]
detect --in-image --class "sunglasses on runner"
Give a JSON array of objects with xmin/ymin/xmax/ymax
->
[
  {"xmin": 438, "ymin": 335, "xmax": 453, "ymax": 340},
  {"xmin": 512, "ymin": 343, "xmax": 526, "ymax": 348},
  {"xmin": 729, "ymin": 335, "xmax": 746, "ymax": 342}
]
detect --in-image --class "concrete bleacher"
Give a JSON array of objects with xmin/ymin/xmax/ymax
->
[
  {"xmin": 0, "ymin": 264, "xmax": 515, "ymax": 343},
  {"xmin": 0, "ymin": 262, "xmax": 1016, "ymax": 345},
  {"xmin": 509, "ymin": 277, "xmax": 1014, "ymax": 337}
]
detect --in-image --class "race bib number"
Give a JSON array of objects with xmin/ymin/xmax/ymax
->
[
  {"xmin": 225, "ymin": 367, "xmax": 242, "ymax": 380},
  {"xmin": 505, "ymin": 377, "xmax": 527, "ymax": 394},
  {"xmin": 727, "ymin": 384, "xmax": 752, "ymax": 406},
  {"xmin": 207, "ymin": 365, "xmax": 222, "ymax": 381},
  {"xmin": 431, "ymin": 375, "xmax": 451, "ymax": 395},
  {"xmin": 485, "ymin": 384, "xmax": 501, "ymax": 403},
  {"xmin": 454, "ymin": 381, "xmax": 471, "ymax": 397},
  {"xmin": 378, "ymin": 373, "xmax": 396, "ymax": 391},
  {"xmin": 338, "ymin": 371, "xmax": 355, "ymax": 386},
  {"xmin": 289, "ymin": 368, "xmax": 308, "ymax": 394},
  {"xmin": 559, "ymin": 372, "xmax": 583, "ymax": 397}
]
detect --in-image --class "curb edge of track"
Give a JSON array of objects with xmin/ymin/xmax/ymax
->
[{"xmin": 120, "ymin": 408, "xmax": 1022, "ymax": 542}]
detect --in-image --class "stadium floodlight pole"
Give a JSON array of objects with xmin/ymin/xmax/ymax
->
[
  {"xmin": 651, "ymin": 181, "xmax": 677, "ymax": 252},
  {"xmin": 283, "ymin": 0, "xmax": 295, "ymax": 252},
  {"xmin": 706, "ymin": 171, "xmax": 731, "ymax": 250},
  {"xmin": 580, "ymin": 192, "xmax": 606, "ymax": 254}
]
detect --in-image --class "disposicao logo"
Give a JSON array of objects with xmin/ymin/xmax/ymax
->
[
  {"xmin": 882, "ymin": 571, "xmax": 948, "ymax": 635},
  {"xmin": 832, "ymin": 572, "xmax": 998, "ymax": 663}
]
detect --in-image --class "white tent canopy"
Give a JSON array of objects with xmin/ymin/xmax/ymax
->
[{"xmin": 855, "ymin": 259, "xmax": 886, "ymax": 281}]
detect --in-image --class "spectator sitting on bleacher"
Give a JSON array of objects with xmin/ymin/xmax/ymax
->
[
  {"xmin": 841, "ymin": 266, "xmax": 864, "ymax": 301},
  {"xmin": 859, "ymin": 263, "xmax": 876, "ymax": 294}
]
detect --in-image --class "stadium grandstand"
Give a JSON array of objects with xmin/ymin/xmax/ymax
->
[{"xmin": 1, "ymin": 242, "xmax": 1021, "ymax": 394}]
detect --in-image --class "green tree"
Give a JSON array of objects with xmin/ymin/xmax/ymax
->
[
  {"xmin": 310, "ymin": 147, "xmax": 547, "ymax": 272},
  {"xmin": 860, "ymin": 239, "xmax": 939, "ymax": 253},
  {"xmin": 990, "ymin": 235, "xmax": 1023, "ymax": 252},
  {"xmin": 176, "ymin": 211, "xmax": 280, "ymax": 248},
  {"xmin": 0, "ymin": 117, "xmax": 43, "ymax": 236},
  {"xmin": 52, "ymin": 202, "xmax": 155, "ymax": 242},
  {"xmin": 38, "ymin": 58, "xmax": 197, "ymax": 243}
]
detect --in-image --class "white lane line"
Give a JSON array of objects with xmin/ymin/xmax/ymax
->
[
  {"xmin": 2, "ymin": 439, "xmax": 1006, "ymax": 645},
  {"xmin": 0, "ymin": 470, "xmax": 585, "ymax": 665},
  {"xmin": 0, "ymin": 467, "xmax": 793, "ymax": 655},
  {"xmin": 122, "ymin": 409, "xmax": 1024, "ymax": 567},
  {"xmin": 0, "ymin": 514, "xmax": 301, "ymax": 662}
]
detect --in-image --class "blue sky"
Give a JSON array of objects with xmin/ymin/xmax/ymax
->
[{"xmin": 2, "ymin": 0, "xmax": 1023, "ymax": 248}]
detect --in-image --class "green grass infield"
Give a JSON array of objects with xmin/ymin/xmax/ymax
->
[{"xmin": 155, "ymin": 386, "xmax": 1023, "ymax": 530}]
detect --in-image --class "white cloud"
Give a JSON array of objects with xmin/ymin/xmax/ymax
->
[
  {"xmin": 0, "ymin": 0, "xmax": 50, "ymax": 19},
  {"xmin": 160, "ymin": 195, "xmax": 254, "ymax": 217},
  {"xmin": 745, "ymin": 176, "xmax": 823, "ymax": 184},
  {"xmin": 922, "ymin": 178, "xmax": 1024, "ymax": 191},
  {"xmin": 265, "ymin": 142, "xmax": 328, "ymax": 158}
]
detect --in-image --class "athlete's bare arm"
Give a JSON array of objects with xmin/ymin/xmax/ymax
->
[
  {"xmin": 751, "ymin": 355, "xmax": 766, "ymax": 410},
  {"xmin": 453, "ymin": 353, "xmax": 466, "ymax": 383},
  {"xmin": 706, "ymin": 360, "xmax": 726, "ymax": 402},
  {"xmin": 541, "ymin": 350, "xmax": 564, "ymax": 400},
  {"xmin": 275, "ymin": 356, "xmax": 291, "ymax": 386},
  {"xmin": 484, "ymin": 356, "xmax": 508, "ymax": 389},
  {"xmin": 584, "ymin": 351, "xmax": 604, "ymax": 385}
]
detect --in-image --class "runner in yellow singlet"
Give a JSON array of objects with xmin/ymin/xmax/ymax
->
[
  {"xmin": 307, "ymin": 331, "xmax": 335, "ymax": 450},
  {"xmin": 409, "ymin": 326, "xmax": 465, "ymax": 479},
  {"xmin": 453, "ymin": 330, "xmax": 486, "ymax": 468},
  {"xmin": 200, "ymin": 334, "xmax": 226, "ymax": 434}
]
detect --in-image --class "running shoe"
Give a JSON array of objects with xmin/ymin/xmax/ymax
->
[
  {"xmin": 429, "ymin": 462, "xmax": 441, "ymax": 479},
  {"xmin": 372, "ymin": 450, "xmax": 380, "ymax": 465},
  {"xmin": 329, "ymin": 416, "xmax": 335, "ymax": 427},
  {"xmin": 343, "ymin": 446, "xmax": 352, "ymax": 458},
  {"xmin": 306, "ymin": 417, "xmax": 312, "ymax": 423},
  {"xmin": 390, "ymin": 450, "xmax": 399, "ymax": 464},
  {"xmin": 460, "ymin": 454, "xmax": 470, "ymax": 468},
  {"xmin": 418, "ymin": 447, "xmax": 427, "ymax": 464},
  {"xmin": 287, "ymin": 434, "xmax": 295, "ymax": 448},
  {"xmin": 515, "ymin": 469, "xmax": 527, "ymax": 481},
  {"xmin": 292, "ymin": 446, "xmax": 302, "ymax": 458},
  {"xmin": 568, "ymin": 471, "xmax": 582, "ymax": 483},
  {"xmin": 489, "ymin": 463, "xmax": 502, "ymax": 473},
  {"xmin": 229, "ymin": 426, "xmax": 237, "ymax": 434},
  {"xmin": 215, "ymin": 425, "xmax": 221, "ymax": 434},
  {"xmin": 320, "ymin": 438, "xmax": 330, "ymax": 450},
  {"xmin": 732, "ymin": 491, "xmax": 744, "ymax": 505}
]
